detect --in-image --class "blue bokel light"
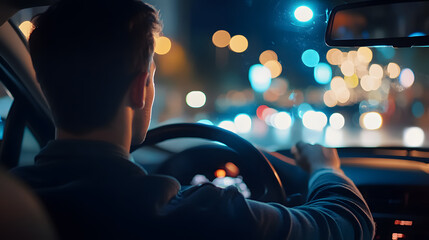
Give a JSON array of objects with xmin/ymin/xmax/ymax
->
[
  {"xmin": 249, "ymin": 64, "xmax": 272, "ymax": 92},
  {"xmin": 314, "ymin": 63, "xmax": 332, "ymax": 85},
  {"xmin": 301, "ymin": 49, "xmax": 320, "ymax": 67}
]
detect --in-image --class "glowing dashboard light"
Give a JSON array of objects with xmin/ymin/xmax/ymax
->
[
  {"xmin": 154, "ymin": 36, "xmax": 172, "ymax": 55},
  {"xmin": 387, "ymin": 62, "xmax": 401, "ymax": 79},
  {"xmin": 18, "ymin": 21, "xmax": 34, "ymax": 40},
  {"xmin": 341, "ymin": 60, "xmax": 355, "ymax": 77},
  {"xmin": 272, "ymin": 112, "xmax": 292, "ymax": 130},
  {"xmin": 392, "ymin": 233, "xmax": 405, "ymax": 240},
  {"xmin": 218, "ymin": 120, "xmax": 236, "ymax": 133},
  {"xmin": 326, "ymin": 48, "xmax": 343, "ymax": 65},
  {"xmin": 197, "ymin": 119, "xmax": 213, "ymax": 125},
  {"xmin": 357, "ymin": 47, "xmax": 373, "ymax": 63},
  {"xmin": 234, "ymin": 113, "xmax": 252, "ymax": 133},
  {"xmin": 212, "ymin": 30, "xmax": 231, "ymax": 48},
  {"xmin": 225, "ymin": 162, "xmax": 239, "ymax": 177},
  {"xmin": 186, "ymin": 91, "xmax": 206, "ymax": 108},
  {"xmin": 229, "ymin": 35, "xmax": 248, "ymax": 53},
  {"xmin": 249, "ymin": 64, "xmax": 271, "ymax": 92},
  {"xmin": 399, "ymin": 68, "xmax": 415, "ymax": 88},
  {"xmin": 329, "ymin": 113, "xmax": 345, "ymax": 130},
  {"xmin": 294, "ymin": 6, "xmax": 313, "ymax": 22},
  {"xmin": 394, "ymin": 220, "xmax": 413, "ymax": 226},
  {"xmin": 314, "ymin": 63, "xmax": 332, "ymax": 84},
  {"xmin": 301, "ymin": 49, "xmax": 320, "ymax": 67},
  {"xmin": 403, "ymin": 127, "xmax": 425, "ymax": 147},
  {"xmin": 259, "ymin": 50, "xmax": 278, "ymax": 65},
  {"xmin": 214, "ymin": 169, "xmax": 226, "ymax": 178},
  {"xmin": 264, "ymin": 60, "xmax": 282, "ymax": 78},
  {"xmin": 302, "ymin": 111, "xmax": 328, "ymax": 131},
  {"xmin": 360, "ymin": 112, "xmax": 383, "ymax": 130}
]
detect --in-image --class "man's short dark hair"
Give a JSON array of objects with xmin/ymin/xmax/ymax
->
[{"xmin": 30, "ymin": 0, "xmax": 161, "ymax": 134}]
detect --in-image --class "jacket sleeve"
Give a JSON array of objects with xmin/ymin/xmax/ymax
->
[
  {"xmin": 158, "ymin": 170, "xmax": 375, "ymax": 240},
  {"xmin": 246, "ymin": 169, "xmax": 375, "ymax": 239}
]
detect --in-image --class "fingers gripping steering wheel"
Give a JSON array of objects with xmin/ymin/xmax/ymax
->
[{"xmin": 131, "ymin": 123, "xmax": 287, "ymax": 204}]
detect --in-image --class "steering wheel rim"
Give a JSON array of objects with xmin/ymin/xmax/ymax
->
[{"xmin": 131, "ymin": 123, "xmax": 287, "ymax": 204}]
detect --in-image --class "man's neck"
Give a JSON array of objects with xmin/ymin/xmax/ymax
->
[{"xmin": 56, "ymin": 109, "xmax": 133, "ymax": 154}]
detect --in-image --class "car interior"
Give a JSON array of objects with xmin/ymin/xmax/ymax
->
[{"xmin": 0, "ymin": 0, "xmax": 429, "ymax": 239}]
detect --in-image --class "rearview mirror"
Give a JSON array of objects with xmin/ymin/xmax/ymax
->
[{"xmin": 326, "ymin": 0, "xmax": 429, "ymax": 47}]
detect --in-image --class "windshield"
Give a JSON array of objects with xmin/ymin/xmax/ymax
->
[{"xmin": 11, "ymin": 0, "xmax": 429, "ymax": 150}]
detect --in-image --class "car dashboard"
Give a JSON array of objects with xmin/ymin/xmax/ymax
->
[{"xmin": 134, "ymin": 144, "xmax": 429, "ymax": 240}]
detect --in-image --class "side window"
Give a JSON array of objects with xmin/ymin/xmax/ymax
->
[
  {"xmin": 0, "ymin": 82, "xmax": 40, "ymax": 167},
  {"xmin": 19, "ymin": 127, "xmax": 40, "ymax": 166},
  {"xmin": 0, "ymin": 82, "xmax": 13, "ymax": 141}
]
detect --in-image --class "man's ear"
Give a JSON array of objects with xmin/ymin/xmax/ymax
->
[{"xmin": 129, "ymin": 71, "xmax": 149, "ymax": 109}]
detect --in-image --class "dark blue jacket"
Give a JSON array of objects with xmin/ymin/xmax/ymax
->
[{"xmin": 12, "ymin": 140, "xmax": 375, "ymax": 239}]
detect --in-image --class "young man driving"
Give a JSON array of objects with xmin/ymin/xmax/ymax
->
[{"xmin": 12, "ymin": 0, "xmax": 375, "ymax": 239}]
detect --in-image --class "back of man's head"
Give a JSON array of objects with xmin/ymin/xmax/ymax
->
[{"xmin": 30, "ymin": 0, "xmax": 161, "ymax": 134}]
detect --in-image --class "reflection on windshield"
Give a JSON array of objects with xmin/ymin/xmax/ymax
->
[{"xmin": 12, "ymin": 0, "xmax": 429, "ymax": 149}]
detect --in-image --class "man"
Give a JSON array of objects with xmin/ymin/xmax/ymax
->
[{"xmin": 12, "ymin": 0, "xmax": 375, "ymax": 239}]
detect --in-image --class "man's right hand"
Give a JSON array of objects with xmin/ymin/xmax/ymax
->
[{"xmin": 291, "ymin": 141, "xmax": 341, "ymax": 174}]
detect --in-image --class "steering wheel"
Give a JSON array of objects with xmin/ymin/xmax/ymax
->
[{"xmin": 131, "ymin": 123, "xmax": 287, "ymax": 204}]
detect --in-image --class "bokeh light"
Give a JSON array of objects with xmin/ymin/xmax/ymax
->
[
  {"xmin": 369, "ymin": 64, "xmax": 383, "ymax": 79},
  {"xmin": 301, "ymin": 49, "xmax": 320, "ymax": 67},
  {"xmin": 329, "ymin": 113, "xmax": 345, "ymax": 130},
  {"xmin": 326, "ymin": 48, "xmax": 343, "ymax": 65},
  {"xmin": 302, "ymin": 111, "xmax": 328, "ymax": 131},
  {"xmin": 272, "ymin": 112, "xmax": 292, "ymax": 130},
  {"xmin": 387, "ymin": 62, "xmax": 401, "ymax": 79},
  {"xmin": 294, "ymin": 6, "xmax": 314, "ymax": 22},
  {"xmin": 360, "ymin": 112, "xmax": 383, "ymax": 130},
  {"xmin": 314, "ymin": 63, "xmax": 332, "ymax": 84},
  {"xmin": 325, "ymin": 126, "xmax": 344, "ymax": 147},
  {"xmin": 249, "ymin": 64, "xmax": 271, "ymax": 92},
  {"xmin": 403, "ymin": 127, "xmax": 425, "ymax": 147},
  {"xmin": 360, "ymin": 75, "xmax": 381, "ymax": 91},
  {"xmin": 412, "ymin": 101, "xmax": 425, "ymax": 118},
  {"xmin": 259, "ymin": 50, "xmax": 278, "ymax": 65},
  {"xmin": 18, "ymin": 21, "xmax": 34, "ymax": 40},
  {"xmin": 341, "ymin": 60, "xmax": 355, "ymax": 77},
  {"xmin": 298, "ymin": 103, "xmax": 313, "ymax": 118},
  {"xmin": 186, "ymin": 91, "xmax": 206, "ymax": 108},
  {"xmin": 344, "ymin": 75, "xmax": 359, "ymax": 88},
  {"xmin": 330, "ymin": 76, "xmax": 346, "ymax": 90},
  {"xmin": 234, "ymin": 113, "xmax": 252, "ymax": 133},
  {"xmin": 212, "ymin": 30, "xmax": 231, "ymax": 48},
  {"xmin": 323, "ymin": 90, "xmax": 337, "ymax": 107},
  {"xmin": 218, "ymin": 120, "xmax": 236, "ymax": 133},
  {"xmin": 357, "ymin": 47, "xmax": 373, "ymax": 63},
  {"xmin": 154, "ymin": 36, "xmax": 172, "ymax": 55},
  {"xmin": 399, "ymin": 68, "xmax": 415, "ymax": 88},
  {"xmin": 229, "ymin": 35, "xmax": 248, "ymax": 53},
  {"xmin": 264, "ymin": 60, "xmax": 282, "ymax": 78},
  {"xmin": 256, "ymin": 105, "xmax": 269, "ymax": 120}
]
